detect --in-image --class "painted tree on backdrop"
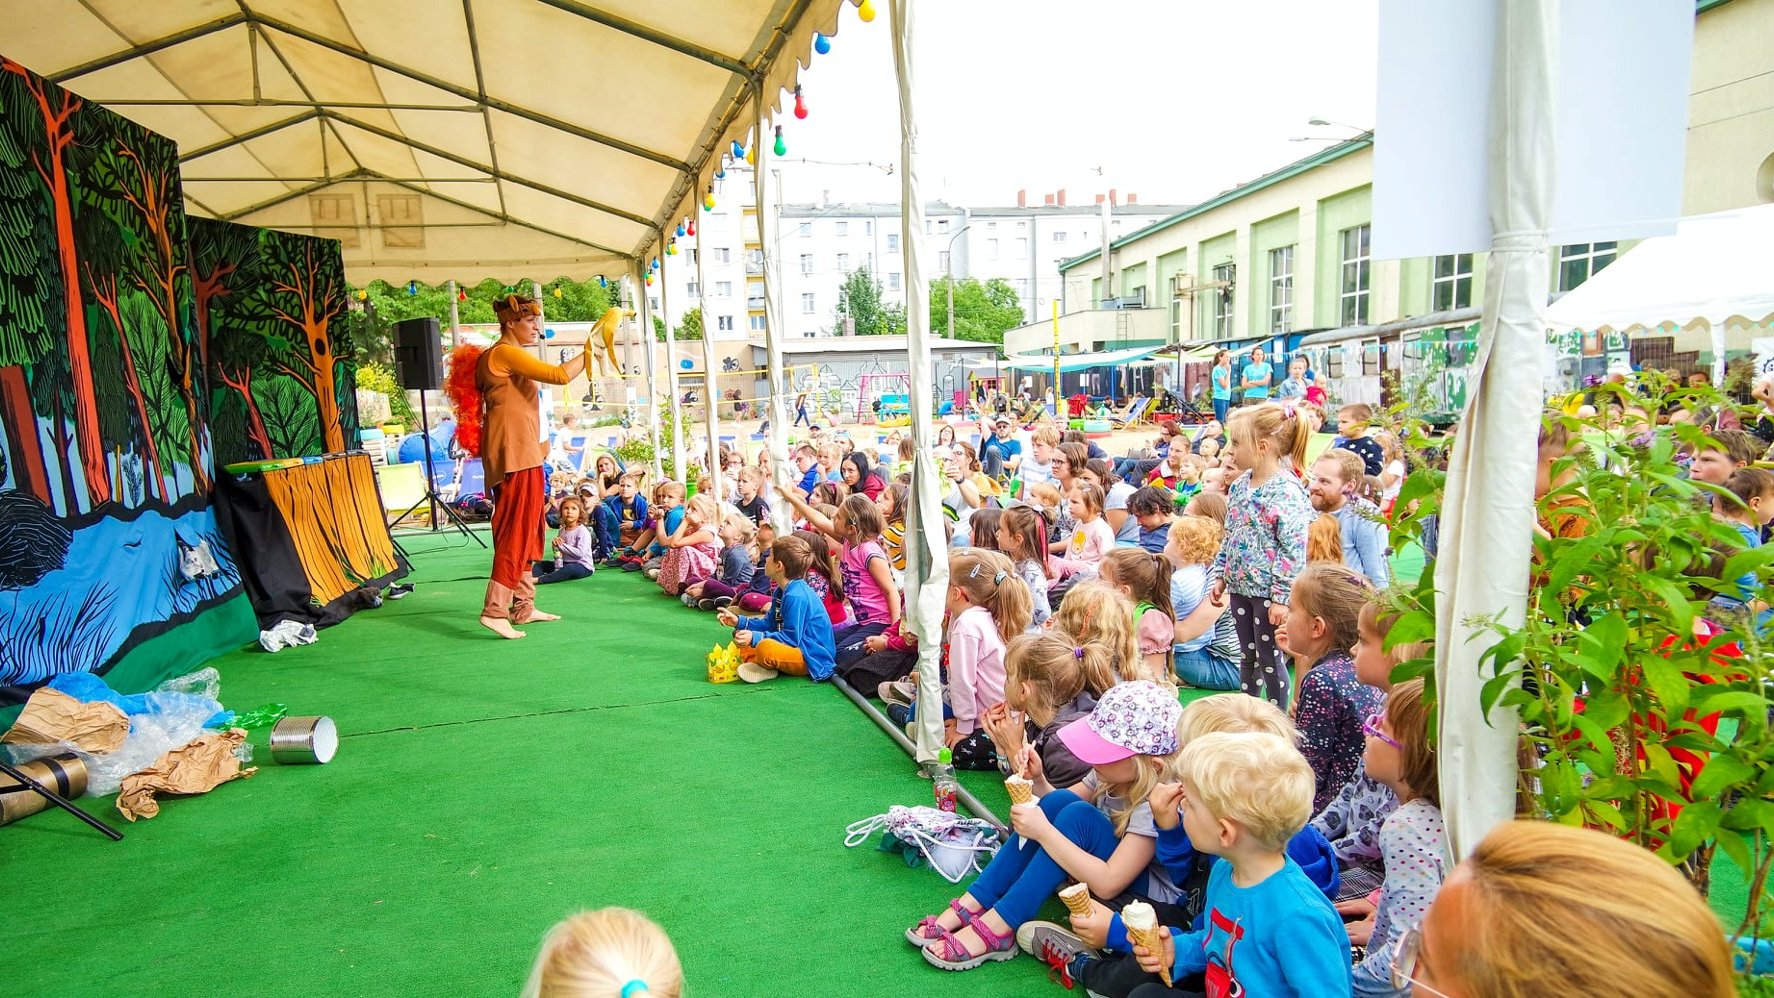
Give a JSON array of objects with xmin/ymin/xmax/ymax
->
[
  {"xmin": 191, "ymin": 220, "xmax": 274, "ymax": 462},
  {"xmin": 0, "ymin": 58, "xmax": 110, "ymax": 507},
  {"xmin": 255, "ymin": 235, "xmax": 349, "ymax": 453},
  {"xmin": 833, "ymin": 266, "xmax": 907, "ymax": 337},
  {"xmin": 0, "ymin": 68, "xmax": 64, "ymax": 510},
  {"xmin": 94, "ymin": 108, "xmax": 209, "ymax": 495},
  {"xmin": 930, "ymin": 276, "xmax": 1025, "ymax": 344}
]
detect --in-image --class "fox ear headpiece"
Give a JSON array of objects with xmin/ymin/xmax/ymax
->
[{"xmin": 493, "ymin": 294, "xmax": 542, "ymax": 321}]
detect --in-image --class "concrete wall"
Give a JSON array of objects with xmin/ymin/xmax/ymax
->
[{"xmin": 1686, "ymin": 0, "xmax": 1774, "ymax": 214}]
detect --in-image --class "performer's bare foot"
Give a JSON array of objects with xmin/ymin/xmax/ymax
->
[
  {"xmin": 480, "ymin": 615, "xmax": 526, "ymax": 639},
  {"xmin": 528, "ymin": 610, "xmax": 561, "ymax": 622}
]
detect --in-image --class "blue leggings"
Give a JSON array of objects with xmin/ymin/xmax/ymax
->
[{"xmin": 965, "ymin": 789, "xmax": 1127, "ymax": 928}]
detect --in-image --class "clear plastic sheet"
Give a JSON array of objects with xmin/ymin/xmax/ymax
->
[{"xmin": 3, "ymin": 669, "xmax": 249, "ymax": 797}]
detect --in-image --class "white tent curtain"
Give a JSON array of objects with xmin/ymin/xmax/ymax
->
[
  {"xmin": 754, "ymin": 103, "xmax": 792, "ymax": 536},
  {"xmin": 695, "ymin": 221, "xmax": 723, "ymax": 505},
  {"xmin": 661, "ymin": 232, "xmax": 686, "ymax": 484},
  {"xmin": 1435, "ymin": 0, "xmax": 1554, "ymax": 859},
  {"xmin": 889, "ymin": 0, "xmax": 949, "ymax": 768},
  {"xmin": 631, "ymin": 266, "xmax": 664, "ymax": 482}
]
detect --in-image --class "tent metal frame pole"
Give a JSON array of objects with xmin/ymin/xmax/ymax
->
[
  {"xmin": 660, "ymin": 226, "xmax": 686, "ymax": 484},
  {"xmin": 694, "ymin": 219, "xmax": 723, "ymax": 505},
  {"xmin": 829, "ymin": 676, "xmax": 1006, "ymax": 834}
]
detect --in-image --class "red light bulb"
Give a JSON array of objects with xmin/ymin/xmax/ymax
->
[
  {"xmin": 687, "ymin": 219, "xmax": 697, "ymax": 236},
  {"xmin": 794, "ymin": 86, "xmax": 808, "ymax": 120}
]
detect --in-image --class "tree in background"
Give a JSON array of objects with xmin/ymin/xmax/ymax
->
[
  {"xmin": 674, "ymin": 307, "xmax": 703, "ymax": 341},
  {"xmin": 349, "ymin": 276, "xmax": 620, "ymax": 353},
  {"xmin": 833, "ymin": 266, "xmax": 906, "ymax": 337},
  {"xmin": 929, "ymin": 276, "xmax": 1025, "ymax": 344}
]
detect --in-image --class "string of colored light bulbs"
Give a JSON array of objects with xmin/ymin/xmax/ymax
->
[{"xmin": 649, "ymin": 0, "xmax": 873, "ymax": 287}]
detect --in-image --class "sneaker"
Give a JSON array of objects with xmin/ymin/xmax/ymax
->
[
  {"xmin": 642, "ymin": 567, "xmax": 661, "ymax": 580},
  {"xmin": 879, "ymin": 679, "xmax": 917, "ymax": 707},
  {"xmin": 622, "ymin": 560, "xmax": 644, "ymax": 572},
  {"xmin": 737, "ymin": 662, "xmax": 780, "ymax": 683},
  {"xmin": 386, "ymin": 583, "xmax": 415, "ymax": 600},
  {"xmin": 886, "ymin": 702, "xmax": 914, "ymax": 728},
  {"xmin": 681, "ymin": 593, "xmax": 696, "ymax": 606},
  {"xmin": 697, "ymin": 597, "xmax": 730, "ymax": 612},
  {"xmin": 1015, "ymin": 921, "xmax": 1095, "ymax": 990}
]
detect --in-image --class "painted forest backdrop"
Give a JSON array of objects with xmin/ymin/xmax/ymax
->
[
  {"xmin": 0, "ymin": 58, "xmax": 371, "ymax": 693},
  {"xmin": 194, "ymin": 218, "xmax": 359, "ymax": 467}
]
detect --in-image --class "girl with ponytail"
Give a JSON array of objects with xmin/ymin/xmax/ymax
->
[
  {"xmin": 943, "ymin": 548, "xmax": 1034, "ymax": 770},
  {"xmin": 1098, "ymin": 547, "xmax": 1178, "ymax": 685}
]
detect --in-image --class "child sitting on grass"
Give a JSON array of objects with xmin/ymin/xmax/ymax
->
[
  {"xmin": 533, "ymin": 496, "xmax": 597, "ymax": 585},
  {"xmin": 779, "ymin": 492, "xmax": 901, "ymax": 667},
  {"xmin": 1127, "ymin": 486, "xmax": 1176, "ymax": 554},
  {"xmin": 945, "ymin": 548, "xmax": 1034, "ymax": 769},
  {"xmin": 717, "ymin": 535, "xmax": 836, "ymax": 683},
  {"xmin": 1130, "ymin": 731, "xmax": 1352, "ymax": 996},
  {"xmin": 1024, "ymin": 695, "xmax": 1340, "ymax": 998},
  {"xmin": 979, "ymin": 632, "xmax": 1109, "ymax": 794},
  {"xmin": 655, "ymin": 493, "xmax": 721, "ymax": 595},
  {"xmin": 618, "ymin": 481, "xmax": 684, "ymax": 573},
  {"xmin": 685, "ymin": 522, "xmax": 773, "ymax": 613},
  {"xmin": 732, "ymin": 466, "xmax": 770, "ymax": 527},
  {"xmin": 522, "ymin": 906, "xmax": 682, "ymax": 998},
  {"xmin": 908, "ymin": 681, "xmax": 1185, "ymax": 972},
  {"xmin": 996, "ymin": 504, "xmax": 1054, "ymax": 631},
  {"xmin": 1052, "ymin": 580, "xmax": 1142, "ymax": 687},
  {"xmin": 1099, "ymin": 548, "xmax": 1177, "ymax": 684},
  {"xmin": 1164, "ymin": 515, "xmax": 1241, "ymax": 691},
  {"xmin": 1283, "ymin": 563, "xmax": 1384, "ymax": 813},
  {"xmin": 680, "ymin": 512, "xmax": 757, "ymax": 607},
  {"xmin": 602, "ymin": 471, "xmax": 649, "ymax": 564},
  {"xmin": 1350, "ymin": 678, "xmax": 1450, "ymax": 997}
]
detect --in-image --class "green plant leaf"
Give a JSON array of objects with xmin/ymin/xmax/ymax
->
[
  {"xmin": 1713, "ymin": 828, "xmax": 1754, "ymax": 877},
  {"xmin": 1662, "ymin": 800, "xmax": 1722, "ymax": 860},
  {"xmin": 1690, "ymin": 755, "xmax": 1757, "ymax": 801},
  {"xmin": 1640, "ymin": 655, "xmax": 1691, "ymax": 714}
]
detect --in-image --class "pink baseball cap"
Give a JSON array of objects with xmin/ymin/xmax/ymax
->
[{"xmin": 1057, "ymin": 681, "xmax": 1182, "ymax": 765}]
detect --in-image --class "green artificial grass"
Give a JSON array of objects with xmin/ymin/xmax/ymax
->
[
  {"xmin": 0, "ymin": 530, "xmax": 1059, "ymax": 996},
  {"xmin": 1, "ymin": 528, "xmax": 1751, "ymax": 995}
]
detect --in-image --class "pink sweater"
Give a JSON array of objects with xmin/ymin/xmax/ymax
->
[
  {"xmin": 946, "ymin": 605, "xmax": 1007, "ymax": 735},
  {"xmin": 1054, "ymin": 516, "xmax": 1116, "ymax": 577}
]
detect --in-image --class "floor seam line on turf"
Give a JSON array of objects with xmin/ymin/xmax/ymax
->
[{"xmin": 338, "ymin": 688, "xmax": 782, "ymax": 738}]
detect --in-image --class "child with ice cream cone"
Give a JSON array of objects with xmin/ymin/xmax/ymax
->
[{"xmin": 905, "ymin": 681, "xmax": 1183, "ymax": 973}]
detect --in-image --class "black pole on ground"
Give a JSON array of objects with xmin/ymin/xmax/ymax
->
[{"xmin": 828, "ymin": 675, "xmax": 1007, "ymax": 834}]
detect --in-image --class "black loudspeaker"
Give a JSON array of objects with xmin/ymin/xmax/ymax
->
[{"xmin": 393, "ymin": 317, "xmax": 444, "ymax": 391}]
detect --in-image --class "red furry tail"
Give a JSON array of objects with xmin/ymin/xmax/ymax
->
[{"xmin": 445, "ymin": 344, "xmax": 485, "ymax": 456}]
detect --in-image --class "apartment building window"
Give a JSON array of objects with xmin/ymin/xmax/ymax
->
[
  {"xmin": 717, "ymin": 315, "xmax": 734, "ymax": 332},
  {"xmin": 799, "ymin": 253, "xmax": 814, "ymax": 275},
  {"xmin": 714, "ymin": 247, "xmax": 730, "ymax": 264},
  {"xmin": 1558, "ymin": 241, "xmax": 1617, "ymax": 292},
  {"xmin": 798, "ymin": 222, "xmax": 812, "ymax": 237},
  {"xmin": 750, "ymin": 315, "xmax": 766, "ymax": 332},
  {"xmin": 1054, "ymin": 231, "xmax": 1068, "ymax": 243},
  {"xmin": 649, "ymin": 297, "xmax": 660, "ymax": 313},
  {"xmin": 1015, "ymin": 237, "xmax": 1028, "ymax": 257},
  {"xmin": 835, "ymin": 221, "xmax": 848, "ymax": 236},
  {"xmin": 938, "ymin": 251, "xmax": 951, "ymax": 272},
  {"xmin": 1169, "ymin": 274, "xmax": 1186, "ymax": 341},
  {"xmin": 1017, "ymin": 221, "xmax": 1026, "ymax": 230},
  {"xmin": 837, "ymin": 252, "xmax": 849, "ymax": 271},
  {"xmin": 685, "ymin": 248, "xmax": 697, "ymax": 265},
  {"xmin": 1339, "ymin": 224, "xmax": 1371, "ymax": 326},
  {"xmin": 686, "ymin": 281, "xmax": 700, "ymax": 298},
  {"xmin": 865, "ymin": 219, "xmax": 873, "ymax": 235},
  {"xmin": 1433, "ymin": 253, "xmax": 1474, "ymax": 310},
  {"xmin": 925, "ymin": 219, "xmax": 932, "ymax": 235},
  {"xmin": 939, "ymin": 218, "xmax": 951, "ymax": 234},
  {"xmin": 715, "ymin": 281, "xmax": 732, "ymax": 297},
  {"xmin": 888, "ymin": 273, "xmax": 901, "ymax": 291},
  {"xmin": 1211, "ymin": 262, "xmax": 1235, "ymax": 339},
  {"xmin": 802, "ymin": 293, "xmax": 816, "ymax": 314},
  {"xmin": 987, "ymin": 238, "xmax": 999, "ymax": 260},
  {"xmin": 1269, "ymin": 245, "xmax": 1294, "ymax": 334},
  {"xmin": 887, "ymin": 233, "xmax": 900, "ymax": 252}
]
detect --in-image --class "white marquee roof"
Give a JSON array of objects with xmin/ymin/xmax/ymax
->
[{"xmin": 1, "ymin": 0, "xmax": 847, "ymax": 282}]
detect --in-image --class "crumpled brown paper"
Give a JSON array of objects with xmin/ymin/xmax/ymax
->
[
  {"xmin": 116, "ymin": 728, "xmax": 257, "ymax": 821},
  {"xmin": 1, "ymin": 688, "xmax": 129, "ymax": 753}
]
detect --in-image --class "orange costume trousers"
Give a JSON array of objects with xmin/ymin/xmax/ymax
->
[
  {"xmin": 741, "ymin": 639, "xmax": 808, "ymax": 676},
  {"xmin": 483, "ymin": 466, "xmax": 545, "ymax": 622}
]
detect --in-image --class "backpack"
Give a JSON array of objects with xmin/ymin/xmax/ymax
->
[{"xmin": 845, "ymin": 805, "xmax": 1002, "ymax": 883}]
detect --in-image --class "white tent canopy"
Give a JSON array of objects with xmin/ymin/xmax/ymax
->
[
  {"xmin": 4, "ymin": 0, "xmax": 847, "ymax": 282},
  {"xmin": 1545, "ymin": 203, "xmax": 1774, "ymax": 335},
  {"xmin": 1001, "ymin": 345, "xmax": 1161, "ymax": 372}
]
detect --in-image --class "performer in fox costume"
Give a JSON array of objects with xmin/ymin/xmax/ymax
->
[{"xmin": 449, "ymin": 294, "xmax": 590, "ymax": 638}]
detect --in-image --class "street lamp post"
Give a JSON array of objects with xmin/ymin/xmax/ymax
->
[{"xmin": 944, "ymin": 224, "xmax": 972, "ymax": 340}]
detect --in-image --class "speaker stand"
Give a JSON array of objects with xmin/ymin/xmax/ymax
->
[{"xmin": 393, "ymin": 388, "xmax": 485, "ymax": 547}]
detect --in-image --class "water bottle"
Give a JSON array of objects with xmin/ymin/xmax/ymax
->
[{"xmin": 933, "ymin": 747, "xmax": 959, "ymax": 813}]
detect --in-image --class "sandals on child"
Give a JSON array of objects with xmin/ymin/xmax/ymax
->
[
  {"xmin": 920, "ymin": 916, "xmax": 1018, "ymax": 971},
  {"xmin": 905, "ymin": 898, "xmax": 982, "ymax": 948}
]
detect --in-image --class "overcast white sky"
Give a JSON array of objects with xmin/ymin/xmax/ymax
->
[{"xmin": 767, "ymin": 0, "xmax": 1379, "ymax": 209}]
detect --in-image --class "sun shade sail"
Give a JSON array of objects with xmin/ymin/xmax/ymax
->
[
  {"xmin": 2, "ymin": 0, "xmax": 847, "ymax": 282},
  {"xmin": 1000, "ymin": 346, "xmax": 1162, "ymax": 372}
]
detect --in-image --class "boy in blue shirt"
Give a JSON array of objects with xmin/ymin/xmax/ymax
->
[
  {"xmin": 1134, "ymin": 731, "xmax": 1350, "ymax": 996},
  {"xmin": 1129, "ymin": 487, "xmax": 1176, "ymax": 554},
  {"xmin": 601, "ymin": 471, "xmax": 649, "ymax": 564},
  {"xmin": 618, "ymin": 481, "xmax": 684, "ymax": 572},
  {"xmin": 719, "ymin": 534, "xmax": 837, "ymax": 683}
]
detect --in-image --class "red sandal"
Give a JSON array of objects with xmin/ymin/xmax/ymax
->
[
  {"xmin": 906, "ymin": 898, "xmax": 983, "ymax": 948},
  {"xmin": 921, "ymin": 915, "xmax": 1018, "ymax": 971}
]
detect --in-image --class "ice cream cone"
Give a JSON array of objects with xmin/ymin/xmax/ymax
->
[
  {"xmin": 1058, "ymin": 882, "xmax": 1092, "ymax": 918},
  {"xmin": 1121, "ymin": 901, "xmax": 1171, "ymax": 986},
  {"xmin": 1005, "ymin": 775, "xmax": 1034, "ymax": 806}
]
